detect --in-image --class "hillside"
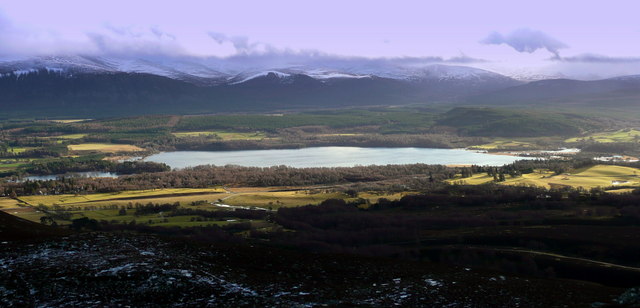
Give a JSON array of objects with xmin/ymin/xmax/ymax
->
[
  {"xmin": 0, "ymin": 210, "xmax": 68, "ymax": 241},
  {"xmin": 0, "ymin": 61, "xmax": 522, "ymax": 118},
  {"xmin": 466, "ymin": 77, "xmax": 640, "ymax": 108},
  {"xmin": 435, "ymin": 107, "xmax": 602, "ymax": 137}
]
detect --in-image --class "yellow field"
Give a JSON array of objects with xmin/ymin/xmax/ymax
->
[
  {"xmin": 0, "ymin": 197, "xmax": 21, "ymax": 209},
  {"xmin": 565, "ymin": 129, "xmax": 640, "ymax": 143},
  {"xmin": 68, "ymin": 143, "xmax": 144, "ymax": 153},
  {"xmin": 316, "ymin": 133, "xmax": 364, "ymax": 137},
  {"xmin": 172, "ymin": 131, "xmax": 266, "ymax": 140},
  {"xmin": 223, "ymin": 191, "xmax": 349, "ymax": 208},
  {"xmin": 448, "ymin": 165, "xmax": 640, "ymax": 190},
  {"xmin": 469, "ymin": 140, "xmax": 538, "ymax": 150},
  {"xmin": 8, "ymin": 147, "xmax": 36, "ymax": 154},
  {"xmin": 49, "ymin": 119, "xmax": 90, "ymax": 123},
  {"xmin": 16, "ymin": 185, "xmax": 409, "ymax": 210},
  {"xmin": 6, "ymin": 187, "xmax": 411, "ymax": 226},
  {"xmin": 223, "ymin": 190, "xmax": 408, "ymax": 209},
  {"xmin": 54, "ymin": 134, "xmax": 87, "ymax": 139},
  {"xmin": 20, "ymin": 188, "xmax": 227, "ymax": 206}
]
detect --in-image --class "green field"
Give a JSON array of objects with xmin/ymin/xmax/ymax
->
[
  {"xmin": 223, "ymin": 191, "xmax": 350, "ymax": 209},
  {"xmin": 172, "ymin": 131, "xmax": 267, "ymax": 140},
  {"xmin": 565, "ymin": 129, "xmax": 640, "ymax": 143},
  {"xmin": 0, "ymin": 158, "xmax": 39, "ymax": 173},
  {"xmin": 6, "ymin": 147, "xmax": 37, "ymax": 154},
  {"xmin": 449, "ymin": 165, "xmax": 640, "ymax": 190},
  {"xmin": 468, "ymin": 139, "xmax": 541, "ymax": 150}
]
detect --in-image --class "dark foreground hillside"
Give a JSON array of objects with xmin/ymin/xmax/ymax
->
[{"xmin": 0, "ymin": 232, "xmax": 627, "ymax": 307}]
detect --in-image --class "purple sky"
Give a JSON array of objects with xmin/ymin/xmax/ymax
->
[{"xmin": 1, "ymin": 0, "xmax": 639, "ymax": 78}]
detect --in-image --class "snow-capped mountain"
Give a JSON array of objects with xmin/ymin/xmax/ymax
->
[
  {"xmin": 0, "ymin": 55, "xmax": 514, "ymax": 85},
  {"xmin": 4, "ymin": 54, "xmax": 636, "ymax": 119}
]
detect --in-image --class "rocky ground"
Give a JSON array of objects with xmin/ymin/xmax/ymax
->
[{"xmin": 0, "ymin": 232, "xmax": 635, "ymax": 307}]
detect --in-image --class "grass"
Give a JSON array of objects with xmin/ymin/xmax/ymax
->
[
  {"xmin": 8, "ymin": 185, "xmax": 411, "ymax": 227},
  {"xmin": 448, "ymin": 165, "xmax": 640, "ymax": 190},
  {"xmin": 222, "ymin": 190, "xmax": 409, "ymax": 209},
  {"xmin": 0, "ymin": 159, "xmax": 38, "ymax": 173},
  {"xmin": 49, "ymin": 119, "xmax": 91, "ymax": 123},
  {"xmin": 20, "ymin": 188, "xmax": 227, "ymax": 206},
  {"xmin": 54, "ymin": 134, "xmax": 87, "ymax": 140},
  {"xmin": 9, "ymin": 187, "xmax": 411, "ymax": 226},
  {"xmin": 469, "ymin": 140, "xmax": 540, "ymax": 150},
  {"xmin": 7, "ymin": 147, "xmax": 36, "ymax": 154},
  {"xmin": 67, "ymin": 143, "xmax": 144, "ymax": 153},
  {"xmin": 0, "ymin": 197, "xmax": 21, "ymax": 209},
  {"xmin": 565, "ymin": 129, "xmax": 640, "ymax": 143},
  {"xmin": 223, "ymin": 191, "xmax": 350, "ymax": 209},
  {"xmin": 172, "ymin": 131, "xmax": 267, "ymax": 140}
]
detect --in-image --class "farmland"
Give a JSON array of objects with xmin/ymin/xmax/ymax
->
[
  {"xmin": 448, "ymin": 164, "xmax": 640, "ymax": 190},
  {"xmin": 2, "ymin": 186, "xmax": 409, "ymax": 226},
  {"xmin": 566, "ymin": 128, "xmax": 640, "ymax": 143},
  {"xmin": 468, "ymin": 139, "xmax": 543, "ymax": 150},
  {"xmin": 67, "ymin": 143, "xmax": 145, "ymax": 153},
  {"xmin": 172, "ymin": 130, "xmax": 267, "ymax": 140}
]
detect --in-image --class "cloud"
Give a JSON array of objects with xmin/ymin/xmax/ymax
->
[
  {"xmin": 207, "ymin": 32, "xmax": 277, "ymax": 55},
  {"xmin": 481, "ymin": 28, "xmax": 568, "ymax": 58},
  {"xmin": 444, "ymin": 54, "xmax": 487, "ymax": 64},
  {"xmin": 85, "ymin": 33, "xmax": 183, "ymax": 57},
  {"xmin": 555, "ymin": 53, "xmax": 640, "ymax": 63},
  {"xmin": 85, "ymin": 25, "xmax": 184, "ymax": 56}
]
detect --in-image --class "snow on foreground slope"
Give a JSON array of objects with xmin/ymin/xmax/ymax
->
[{"xmin": 0, "ymin": 232, "xmax": 624, "ymax": 307}]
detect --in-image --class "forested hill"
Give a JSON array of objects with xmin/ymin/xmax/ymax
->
[
  {"xmin": 0, "ymin": 69, "xmax": 517, "ymax": 118},
  {"xmin": 466, "ymin": 76, "xmax": 640, "ymax": 108}
]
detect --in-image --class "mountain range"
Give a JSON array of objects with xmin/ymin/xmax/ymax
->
[{"xmin": 0, "ymin": 55, "xmax": 638, "ymax": 118}]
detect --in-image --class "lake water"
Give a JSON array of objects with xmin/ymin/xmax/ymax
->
[
  {"xmin": 21, "ymin": 172, "xmax": 119, "ymax": 182},
  {"xmin": 144, "ymin": 147, "xmax": 530, "ymax": 169}
]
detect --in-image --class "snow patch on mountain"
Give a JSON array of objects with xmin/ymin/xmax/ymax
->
[
  {"xmin": 303, "ymin": 69, "xmax": 371, "ymax": 80},
  {"xmin": 229, "ymin": 70, "xmax": 293, "ymax": 84}
]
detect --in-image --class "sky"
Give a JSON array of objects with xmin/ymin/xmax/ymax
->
[{"xmin": 0, "ymin": 0, "xmax": 639, "ymax": 79}]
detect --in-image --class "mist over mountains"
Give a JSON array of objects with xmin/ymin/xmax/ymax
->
[{"xmin": 0, "ymin": 55, "xmax": 638, "ymax": 118}]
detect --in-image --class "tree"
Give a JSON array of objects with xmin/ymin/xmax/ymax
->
[{"xmin": 40, "ymin": 216, "xmax": 54, "ymax": 225}]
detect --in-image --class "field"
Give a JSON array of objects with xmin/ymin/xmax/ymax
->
[
  {"xmin": 565, "ymin": 129, "xmax": 640, "ymax": 143},
  {"xmin": 49, "ymin": 119, "xmax": 90, "ymax": 123},
  {"xmin": 468, "ymin": 139, "xmax": 540, "ymax": 150},
  {"xmin": 6, "ymin": 147, "xmax": 36, "ymax": 154},
  {"xmin": 223, "ymin": 191, "xmax": 349, "ymax": 209},
  {"xmin": 67, "ymin": 143, "xmax": 144, "ymax": 153},
  {"xmin": 5, "ymin": 186, "xmax": 409, "ymax": 226},
  {"xmin": 18, "ymin": 187, "xmax": 407, "ymax": 209},
  {"xmin": 449, "ymin": 164, "xmax": 640, "ymax": 190},
  {"xmin": 19, "ymin": 188, "xmax": 227, "ymax": 206},
  {"xmin": 0, "ymin": 197, "xmax": 21, "ymax": 209},
  {"xmin": 172, "ymin": 131, "xmax": 267, "ymax": 140},
  {"xmin": 53, "ymin": 134, "xmax": 87, "ymax": 139}
]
